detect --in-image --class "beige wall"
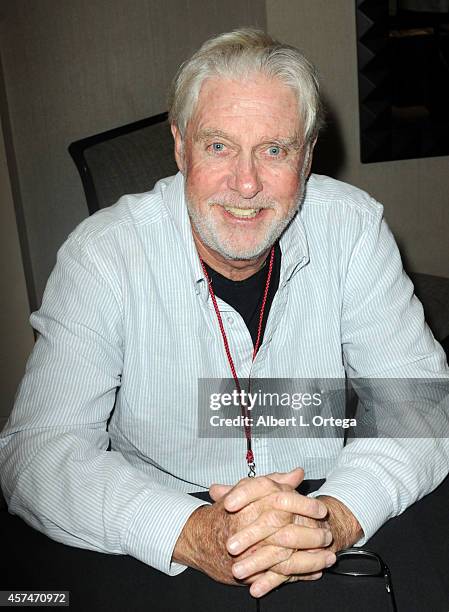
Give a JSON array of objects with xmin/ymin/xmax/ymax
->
[
  {"xmin": 2, "ymin": 0, "xmax": 447, "ymax": 321},
  {"xmin": 0, "ymin": 119, "xmax": 34, "ymax": 430},
  {"xmin": 0, "ymin": 0, "xmax": 266, "ymax": 304},
  {"xmin": 267, "ymin": 0, "xmax": 449, "ymax": 277}
]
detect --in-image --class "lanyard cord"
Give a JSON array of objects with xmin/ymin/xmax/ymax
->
[{"xmin": 200, "ymin": 246, "xmax": 275, "ymax": 477}]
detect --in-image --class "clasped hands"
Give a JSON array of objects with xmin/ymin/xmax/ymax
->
[{"xmin": 174, "ymin": 468, "xmax": 350, "ymax": 598}]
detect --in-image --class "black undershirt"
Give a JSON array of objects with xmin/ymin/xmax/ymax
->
[{"xmin": 204, "ymin": 242, "xmax": 281, "ymax": 348}]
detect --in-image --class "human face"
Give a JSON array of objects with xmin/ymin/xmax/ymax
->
[{"xmin": 172, "ymin": 74, "xmax": 313, "ymax": 273}]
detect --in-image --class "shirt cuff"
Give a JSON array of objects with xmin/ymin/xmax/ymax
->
[
  {"xmin": 124, "ymin": 490, "xmax": 210, "ymax": 575},
  {"xmin": 308, "ymin": 467, "xmax": 394, "ymax": 545}
]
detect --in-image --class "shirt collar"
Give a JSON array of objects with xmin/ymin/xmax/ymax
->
[
  {"xmin": 163, "ymin": 171, "xmax": 205, "ymax": 279},
  {"xmin": 279, "ymin": 197, "xmax": 310, "ymax": 286},
  {"xmin": 163, "ymin": 171, "xmax": 310, "ymax": 301}
]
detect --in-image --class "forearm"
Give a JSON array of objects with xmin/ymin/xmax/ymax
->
[
  {"xmin": 0, "ymin": 427, "xmax": 207, "ymax": 575},
  {"xmin": 309, "ymin": 437, "xmax": 449, "ymax": 546}
]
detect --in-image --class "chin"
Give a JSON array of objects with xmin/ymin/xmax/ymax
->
[
  {"xmin": 190, "ymin": 209, "xmax": 286, "ymax": 261},
  {"xmin": 208, "ymin": 237, "xmax": 273, "ymax": 261}
]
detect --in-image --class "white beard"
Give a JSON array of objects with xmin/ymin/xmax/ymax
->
[{"xmin": 185, "ymin": 160, "xmax": 309, "ymax": 261}]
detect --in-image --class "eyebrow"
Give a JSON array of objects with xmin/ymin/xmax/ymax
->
[
  {"xmin": 194, "ymin": 128, "xmax": 232, "ymax": 142},
  {"xmin": 194, "ymin": 128, "xmax": 303, "ymax": 150},
  {"xmin": 270, "ymin": 136, "xmax": 303, "ymax": 150}
]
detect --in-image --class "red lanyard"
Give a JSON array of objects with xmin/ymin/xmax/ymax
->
[{"xmin": 200, "ymin": 246, "xmax": 275, "ymax": 477}]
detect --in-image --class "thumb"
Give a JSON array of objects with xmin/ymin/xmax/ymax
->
[
  {"xmin": 266, "ymin": 467, "xmax": 304, "ymax": 489},
  {"xmin": 209, "ymin": 483, "xmax": 233, "ymax": 501}
]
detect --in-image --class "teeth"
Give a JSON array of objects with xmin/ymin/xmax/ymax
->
[{"xmin": 224, "ymin": 206, "xmax": 259, "ymax": 218}]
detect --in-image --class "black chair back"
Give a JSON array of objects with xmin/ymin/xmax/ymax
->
[{"xmin": 68, "ymin": 112, "xmax": 178, "ymax": 214}]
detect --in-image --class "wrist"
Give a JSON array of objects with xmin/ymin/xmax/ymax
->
[
  {"xmin": 172, "ymin": 504, "xmax": 211, "ymax": 569},
  {"xmin": 316, "ymin": 495, "xmax": 363, "ymax": 551},
  {"xmin": 172, "ymin": 502, "xmax": 238, "ymax": 586}
]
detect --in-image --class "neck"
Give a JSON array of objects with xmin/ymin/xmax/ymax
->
[{"xmin": 193, "ymin": 231, "xmax": 270, "ymax": 281}]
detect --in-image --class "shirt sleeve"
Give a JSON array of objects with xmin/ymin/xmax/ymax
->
[
  {"xmin": 0, "ymin": 232, "xmax": 208, "ymax": 575},
  {"xmin": 310, "ymin": 204, "xmax": 449, "ymax": 544}
]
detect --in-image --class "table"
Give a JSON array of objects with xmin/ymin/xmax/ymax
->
[{"xmin": 1, "ymin": 475, "xmax": 448, "ymax": 612}]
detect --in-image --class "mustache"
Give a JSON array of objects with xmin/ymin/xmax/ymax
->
[{"xmin": 207, "ymin": 194, "xmax": 277, "ymax": 209}]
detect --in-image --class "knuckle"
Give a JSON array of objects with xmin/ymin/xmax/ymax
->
[
  {"xmin": 244, "ymin": 523, "xmax": 262, "ymax": 544},
  {"xmin": 272, "ymin": 491, "xmax": 290, "ymax": 508},
  {"xmin": 275, "ymin": 546, "xmax": 292, "ymax": 563},
  {"xmin": 275, "ymin": 557, "xmax": 294, "ymax": 575},
  {"xmin": 276, "ymin": 550, "xmax": 324, "ymax": 576},
  {"xmin": 275, "ymin": 524, "xmax": 296, "ymax": 547},
  {"xmin": 262, "ymin": 476, "xmax": 281, "ymax": 494},
  {"xmin": 279, "ymin": 482, "xmax": 295, "ymax": 492},
  {"xmin": 266, "ymin": 509, "xmax": 289, "ymax": 527},
  {"xmin": 258, "ymin": 476, "xmax": 271, "ymax": 489},
  {"xmin": 272, "ymin": 551, "xmax": 296, "ymax": 575},
  {"xmin": 264, "ymin": 547, "xmax": 291, "ymax": 572},
  {"xmin": 293, "ymin": 513, "xmax": 315, "ymax": 527},
  {"xmin": 268, "ymin": 471, "xmax": 282, "ymax": 480}
]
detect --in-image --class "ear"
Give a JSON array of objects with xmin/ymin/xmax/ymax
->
[
  {"xmin": 171, "ymin": 123, "xmax": 185, "ymax": 174},
  {"xmin": 304, "ymin": 136, "xmax": 317, "ymax": 177}
]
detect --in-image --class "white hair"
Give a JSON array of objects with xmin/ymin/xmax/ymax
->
[{"xmin": 168, "ymin": 28, "xmax": 324, "ymax": 145}]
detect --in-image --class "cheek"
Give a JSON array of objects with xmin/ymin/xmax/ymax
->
[
  {"xmin": 187, "ymin": 160, "xmax": 230, "ymax": 198},
  {"xmin": 266, "ymin": 167, "xmax": 301, "ymax": 201}
]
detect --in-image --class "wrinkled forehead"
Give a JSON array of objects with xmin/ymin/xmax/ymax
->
[{"xmin": 186, "ymin": 73, "xmax": 303, "ymax": 142}]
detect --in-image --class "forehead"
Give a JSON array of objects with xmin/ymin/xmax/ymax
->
[{"xmin": 188, "ymin": 74, "xmax": 301, "ymax": 141}]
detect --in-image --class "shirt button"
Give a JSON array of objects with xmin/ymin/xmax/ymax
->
[{"xmin": 227, "ymin": 316, "xmax": 234, "ymax": 324}]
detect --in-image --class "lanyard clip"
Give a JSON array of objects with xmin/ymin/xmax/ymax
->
[{"xmin": 246, "ymin": 449, "xmax": 256, "ymax": 477}]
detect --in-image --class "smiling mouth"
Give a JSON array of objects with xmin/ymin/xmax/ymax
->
[{"xmin": 222, "ymin": 206, "xmax": 262, "ymax": 219}]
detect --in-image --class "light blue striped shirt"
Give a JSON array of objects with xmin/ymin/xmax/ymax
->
[{"xmin": 1, "ymin": 172, "xmax": 448, "ymax": 576}]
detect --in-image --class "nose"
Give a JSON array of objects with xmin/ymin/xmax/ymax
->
[{"xmin": 227, "ymin": 153, "xmax": 262, "ymax": 199}]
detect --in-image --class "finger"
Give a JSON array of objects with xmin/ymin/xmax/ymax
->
[
  {"xmin": 271, "ymin": 548, "xmax": 336, "ymax": 577},
  {"xmin": 209, "ymin": 483, "xmax": 232, "ymax": 501},
  {"xmin": 267, "ymin": 490, "xmax": 328, "ymax": 520},
  {"xmin": 228, "ymin": 513, "xmax": 330, "ymax": 555},
  {"xmin": 266, "ymin": 522, "xmax": 333, "ymax": 551},
  {"xmin": 233, "ymin": 545, "xmax": 335, "ymax": 581},
  {"xmin": 232, "ymin": 545, "xmax": 293, "ymax": 580},
  {"xmin": 224, "ymin": 471, "xmax": 302, "ymax": 512},
  {"xmin": 250, "ymin": 570, "xmax": 289, "ymax": 598},
  {"xmin": 249, "ymin": 568, "xmax": 323, "ymax": 598},
  {"xmin": 227, "ymin": 509, "xmax": 293, "ymax": 554},
  {"xmin": 208, "ymin": 473, "xmax": 284, "ymax": 503},
  {"xmin": 300, "ymin": 571, "xmax": 323, "ymax": 581},
  {"xmin": 232, "ymin": 561, "xmax": 267, "ymax": 586}
]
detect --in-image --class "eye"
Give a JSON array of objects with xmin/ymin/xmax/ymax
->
[
  {"xmin": 267, "ymin": 145, "xmax": 281, "ymax": 156},
  {"xmin": 211, "ymin": 142, "xmax": 225, "ymax": 152}
]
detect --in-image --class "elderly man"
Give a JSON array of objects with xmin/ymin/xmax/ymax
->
[{"xmin": 1, "ymin": 28, "xmax": 448, "ymax": 609}]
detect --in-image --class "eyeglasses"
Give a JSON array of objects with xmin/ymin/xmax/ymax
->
[{"xmin": 326, "ymin": 547, "xmax": 398, "ymax": 612}]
